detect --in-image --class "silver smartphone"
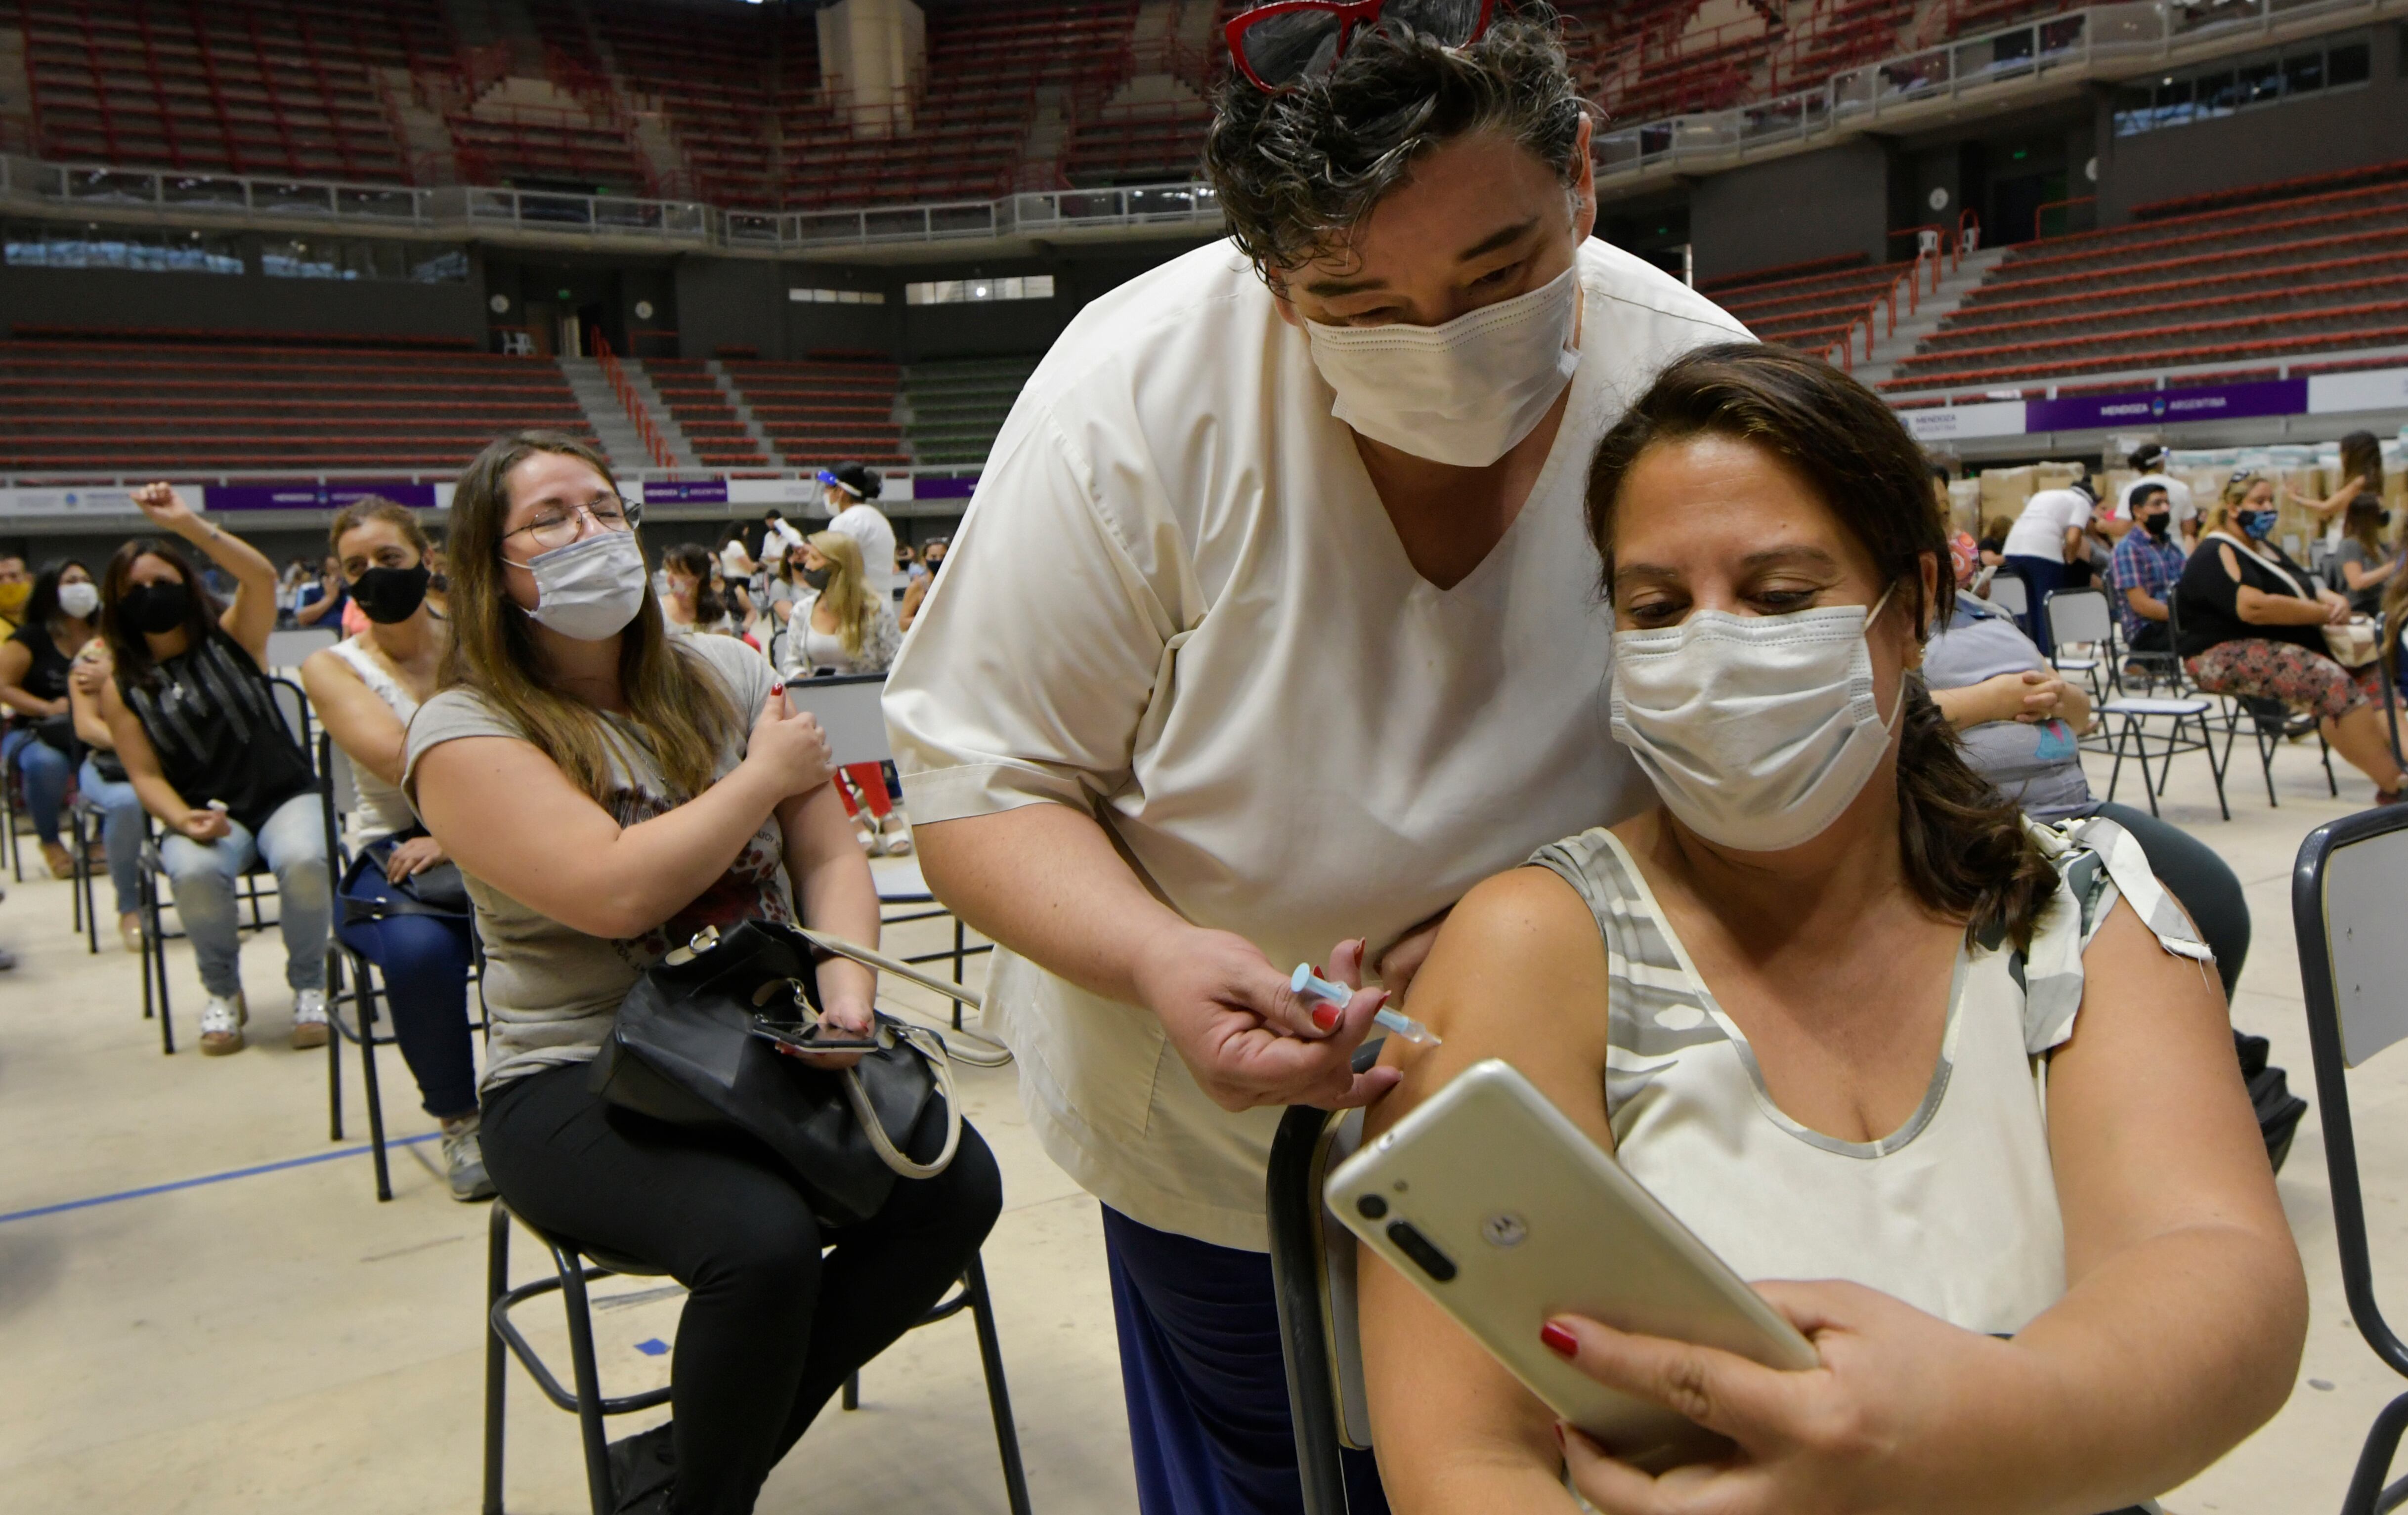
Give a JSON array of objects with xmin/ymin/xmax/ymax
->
[{"xmin": 1325, "ymin": 1058, "xmax": 1818, "ymax": 1471}]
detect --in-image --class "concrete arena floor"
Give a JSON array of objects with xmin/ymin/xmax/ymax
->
[{"xmin": 0, "ymin": 727, "xmax": 2396, "ymax": 1514}]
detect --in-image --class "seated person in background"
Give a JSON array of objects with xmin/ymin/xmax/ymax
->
[
  {"xmin": 0, "ymin": 554, "xmax": 29, "ymax": 637},
  {"xmin": 2331, "ymin": 495, "xmax": 2396, "ymax": 617},
  {"xmin": 2107, "ymin": 441, "xmax": 2196, "ymax": 543},
  {"xmin": 301, "ymin": 499, "xmax": 491, "ymax": 1201},
  {"xmin": 2283, "ymin": 429, "xmax": 2381, "ymax": 548},
  {"xmin": 661, "ymin": 543, "xmax": 739, "ymax": 637},
  {"xmin": 2107, "ymin": 483, "xmax": 2186, "ymax": 663},
  {"xmin": 97, "ymin": 485, "xmax": 330, "ymax": 1055},
  {"xmin": 778, "ymin": 531, "xmax": 908, "ymax": 858},
  {"xmin": 0, "ymin": 560, "xmax": 103, "ymax": 878},
  {"xmin": 760, "ymin": 541, "xmax": 808, "ymax": 628},
  {"xmin": 2175, "ymin": 474, "xmax": 2403, "ymax": 802},
  {"xmin": 899, "ymin": 536, "xmax": 946, "ymax": 631},
  {"xmin": 291, "ymin": 553, "xmax": 348, "ymax": 630},
  {"xmin": 67, "ymin": 638, "xmax": 147, "ymax": 954},
  {"xmin": 1976, "ymin": 514, "xmax": 2013, "ymax": 569},
  {"xmin": 409, "ymin": 431, "xmax": 998, "ymax": 1515},
  {"xmin": 1357, "ymin": 345, "xmax": 2304, "ymax": 1515}
]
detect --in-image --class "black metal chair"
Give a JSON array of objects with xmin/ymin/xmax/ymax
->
[
  {"xmin": 1268, "ymin": 1042, "xmax": 1385, "ymax": 1515},
  {"xmin": 135, "ymin": 676, "xmax": 317, "ymax": 1052},
  {"xmin": 2292, "ymin": 804, "xmax": 2408, "ymax": 1514},
  {"xmin": 482, "ymin": 1200, "xmax": 1034, "ymax": 1515}
]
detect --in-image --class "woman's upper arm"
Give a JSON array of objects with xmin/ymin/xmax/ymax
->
[
  {"xmin": 301, "ymin": 651, "xmax": 407, "ymax": 787},
  {"xmin": 0, "ymin": 640, "xmax": 29, "ymax": 691},
  {"xmin": 1357, "ymin": 866, "xmax": 1612, "ymax": 1512},
  {"xmin": 2045, "ymin": 902, "xmax": 2292, "ymax": 1285},
  {"xmin": 99, "ymin": 680, "xmax": 165, "ymax": 782},
  {"xmin": 413, "ymin": 735, "xmax": 628, "ymax": 930}
]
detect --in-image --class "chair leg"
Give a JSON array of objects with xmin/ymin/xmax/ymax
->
[
  {"xmin": 2196, "ymin": 713, "xmax": 2232, "ymax": 822},
  {"xmin": 2321, "ymin": 732, "xmax": 2340, "ymax": 798},
  {"xmin": 484, "ymin": 1202, "xmax": 512, "ymax": 1515},
  {"xmin": 356, "ymin": 953, "xmax": 393, "ymax": 1204},
  {"xmin": 328, "ymin": 952, "xmax": 346, "ymax": 1142},
  {"xmin": 557, "ymin": 1248, "xmax": 618, "ymax": 1515},
  {"xmin": 2104, "ymin": 717, "xmax": 2131, "ymax": 803},
  {"xmin": 2134, "ymin": 718, "xmax": 2163, "ymax": 818},
  {"xmin": 842, "ymin": 1372, "xmax": 859, "ymax": 1410},
  {"xmin": 2341, "ymin": 1388, "xmax": 2408, "ymax": 1515},
  {"xmin": 147, "ymin": 877, "xmax": 176, "ymax": 1055},
  {"xmin": 963, "ymin": 1254, "xmax": 1035, "ymax": 1515}
]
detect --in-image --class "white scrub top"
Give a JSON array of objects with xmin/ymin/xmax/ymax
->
[
  {"xmin": 885, "ymin": 236, "xmax": 1750, "ymax": 1249},
  {"xmin": 2003, "ymin": 487, "xmax": 2095, "ymax": 558},
  {"xmin": 828, "ymin": 502, "xmax": 899, "ymax": 601}
]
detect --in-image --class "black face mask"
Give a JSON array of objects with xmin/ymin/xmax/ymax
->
[
  {"xmin": 351, "ymin": 563, "xmax": 431, "ymax": 624},
  {"xmin": 801, "ymin": 566, "xmax": 832, "ymax": 591},
  {"xmin": 2141, "ymin": 512, "xmax": 2172, "ymax": 540},
  {"xmin": 120, "ymin": 580, "xmax": 192, "ymax": 635}
]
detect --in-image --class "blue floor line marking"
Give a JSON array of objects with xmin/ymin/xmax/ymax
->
[{"xmin": 0, "ymin": 1133, "xmax": 444, "ymax": 1225}]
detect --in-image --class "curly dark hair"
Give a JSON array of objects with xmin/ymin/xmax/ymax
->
[
  {"xmin": 1585, "ymin": 343, "xmax": 2062, "ymax": 954},
  {"xmin": 1204, "ymin": 5, "xmax": 1588, "ymax": 278}
]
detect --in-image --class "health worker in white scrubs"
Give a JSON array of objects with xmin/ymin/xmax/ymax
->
[{"xmin": 884, "ymin": 7, "xmax": 1748, "ymax": 1512}]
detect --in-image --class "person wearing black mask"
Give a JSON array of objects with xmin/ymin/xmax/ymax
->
[
  {"xmin": 97, "ymin": 484, "xmax": 330, "ymax": 1055},
  {"xmin": 898, "ymin": 535, "xmax": 946, "ymax": 632},
  {"xmin": 300, "ymin": 499, "xmax": 490, "ymax": 1199},
  {"xmin": 2107, "ymin": 482, "xmax": 2186, "ymax": 663}
]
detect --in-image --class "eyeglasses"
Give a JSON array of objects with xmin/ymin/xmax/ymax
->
[
  {"xmin": 1225, "ymin": 0, "xmax": 1497, "ymax": 93},
  {"xmin": 502, "ymin": 494, "xmax": 640, "ymax": 554}
]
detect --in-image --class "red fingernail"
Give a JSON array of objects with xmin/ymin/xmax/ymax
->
[
  {"xmin": 1540, "ymin": 1322, "xmax": 1578, "ymax": 1359},
  {"xmin": 1310, "ymin": 1004, "xmax": 1339, "ymax": 1032}
]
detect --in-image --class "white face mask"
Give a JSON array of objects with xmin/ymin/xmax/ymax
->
[
  {"xmin": 1609, "ymin": 586, "xmax": 1902, "ymax": 852},
  {"xmin": 518, "ymin": 529, "xmax": 649, "ymax": 641},
  {"xmin": 1303, "ymin": 263, "xmax": 1582, "ymax": 468},
  {"xmin": 57, "ymin": 581, "xmax": 99, "ymax": 619}
]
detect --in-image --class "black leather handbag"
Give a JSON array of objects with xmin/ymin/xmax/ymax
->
[
  {"xmin": 586, "ymin": 917, "xmax": 960, "ymax": 1226},
  {"xmin": 339, "ymin": 830, "xmax": 471, "ymax": 921}
]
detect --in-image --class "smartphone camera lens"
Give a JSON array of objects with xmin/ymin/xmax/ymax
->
[
  {"xmin": 1355, "ymin": 1194, "xmax": 1388, "ymax": 1221},
  {"xmin": 1385, "ymin": 1220, "xmax": 1458, "ymax": 1282}
]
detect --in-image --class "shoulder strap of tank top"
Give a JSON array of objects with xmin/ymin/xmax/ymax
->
[
  {"xmin": 329, "ymin": 636, "xmax": 415, "ymax": 718},
  {"xmin": 2016, "ymin": 815, "xmax": 2214, "ymax": 1055}
]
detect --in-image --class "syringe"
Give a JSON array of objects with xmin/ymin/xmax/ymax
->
[{"xmin": 1289, "ymin": 964, "xmax": 1444, "ymax": 1048}]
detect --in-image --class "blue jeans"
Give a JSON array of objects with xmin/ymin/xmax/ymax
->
[
  {"xmin": 158, "ymin": 790, "xmax": 329, "ymax": 1000},
  {"xmin": 2003, "ymin": 553, "xmax": 2068, "ymax": 655},
  {"xmin": 336, "ymin": 858, "xmax": 478, "ymax": 1119},
  {"xmin": 77, "ymin": 758, "xmax": 146, "ymax": 917},
  {"xmin": 2, "ymin": 726, "xmax": 72, "ymax": 845},
  {"xmin": 1103, "ymin": 1206, "xmax": 1390, "ymax": 1515}
]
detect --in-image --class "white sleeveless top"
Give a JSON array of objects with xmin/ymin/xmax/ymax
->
[
  {"xmin": 1528, "ymin": 814, "xmax": 2211, "ymax": 1339},
  {"xmin": 330, "ymin": 636, "xmax": 420, "ymax": 840}
]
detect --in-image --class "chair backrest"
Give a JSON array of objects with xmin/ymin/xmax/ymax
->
[
  {"xmin": 2044, "ymin": 587, "xmax": 2112, "ymax": 646},
  {"xmin": 267, "ymin": 676, "xmax": 314, "ymax": 761},
  {"xmin": 2292, "ymin": 807, "xmax": 2408, "ymax": 1380},
  {"xmin": 1986, "ymin": 571, "xmax": 2029, "ymax": 618},
  {"xmin": 265, "ymin": 628, "xmax": 338, "ymax": 671},
  {"xmin": 323, "ymin": 734, "xmax": 360, "ymax": 819},
  {"xmin": 784, "ymin": 673, "xmax": 890, "ymax": 767}
]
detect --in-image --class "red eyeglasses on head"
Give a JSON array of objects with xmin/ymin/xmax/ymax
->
[{"xmin": 1224, "ymin": 0, "xmax": 1499, "ymax": 93}]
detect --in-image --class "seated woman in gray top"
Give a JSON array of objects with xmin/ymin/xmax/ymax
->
[
  {"xmin": 405, "ymin": 431, "xmax": 1000, "ymax": 1515},
  {"xmin": 1923, "ymin": 595, "xmax": 2093, "ymax": 822}
]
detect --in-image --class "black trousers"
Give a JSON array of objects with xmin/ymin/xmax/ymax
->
[{"xmin": 482, "ymin": 1062, "xmax": 1003, "ymax": 1515}]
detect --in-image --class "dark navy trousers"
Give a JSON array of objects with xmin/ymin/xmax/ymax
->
[{"xmin": 1103, "ymin": 1205, "xmax": 1390, "ymax": 1515}]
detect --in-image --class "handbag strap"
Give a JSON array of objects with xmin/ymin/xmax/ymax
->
[
  {"xmin": 841, "ymin": 1023, "xmax": 962, "ymax": 1179},
  {"xmin": 797, "ymin": 926, "xmax": 982, "ymax": 1010}
]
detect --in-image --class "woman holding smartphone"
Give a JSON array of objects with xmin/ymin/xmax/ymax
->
[
  {"xmin": 407, "ymin": 431, "xmax": 999, "ymax": 1515},
  {"xmin": 1354, "ymin": 348, "xmax": 2304, "ymax": 1515}
]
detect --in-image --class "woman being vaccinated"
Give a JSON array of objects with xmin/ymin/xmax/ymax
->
[
  {"xmin": 407, "ymin": 431, "xmax": 998, "ymax": 1515},
  {"xmin": 1357, "ymin": 347, "xmax": 2304, "ymax": 1515},
  {"xmin": 301, "ymin": 499, "xmax": 490, "ymax": 1201}
]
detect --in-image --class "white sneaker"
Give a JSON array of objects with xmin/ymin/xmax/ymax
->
[
  {"xmin": 441, "ymin": 1118, "xmax": 498, "ymax": 1202},
  {"xmin": 199, "ymin": 993, "xmax": 247, "ymax": 1055},
  {"xmin": 290, "ymin": 988, "xmax": 330, "ymax": 1050}
]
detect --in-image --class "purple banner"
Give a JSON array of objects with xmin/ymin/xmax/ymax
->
[
  {"xmin": 910, "ymin": 473, "xmax": 979, "ymax": 501},
  {"xmin": 203, "ymin": 481, "xmax": 434, "ymax": 512},
  {"xmin": 2026, "ymin": 378, "xmax": 2308, "ymax": 433},
  {"xmin": 638, "ymin": 479, "xmax": 730, "ymax": 505}
]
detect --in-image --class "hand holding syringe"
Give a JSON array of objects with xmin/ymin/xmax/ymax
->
[{"xmin": 1290, "ymin": 964, "xmax": 1443, "ymax": 1048}]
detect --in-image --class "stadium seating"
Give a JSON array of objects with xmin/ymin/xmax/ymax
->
[
  {"xmin": 1703, "ymin": 254, "xmax": 1918, "ymax": 356},
  {"xmin": 902, "ymin": 356, "xmax": 1041, "ymax": 468},
  {"xmin": 645, "ymin": 359, "xmax": 773, "ymax": 471},
  {"xmin": 718, "ymin": 359, "xmax": 908, "ymax": 471},
  {"xmin": 0, "ymin": 331, "xmax": 596, "ymax": 473},
  {"xmin": 1883, "ymin": 169, "xmax": 2408, "ymax": 391}
]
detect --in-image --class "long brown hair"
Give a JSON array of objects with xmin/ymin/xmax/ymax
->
[
  {"xmin": 1585, "ymin": 343, "xmax": 2058, "ymax": 952},
  {"xmin": 99, "ymin": 537, "xmax": 221, "ymax": 690},
  {"xmin": 2342, "ymin": 430, "xmax": 2386, "ymax": 498},
  {"xmin": 805, "ymin": 529, "xmax": 876, "ymax": 658},
  {"xmin": 442, "ymin": 431, "xmax": 739, "ymax": 803}
]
